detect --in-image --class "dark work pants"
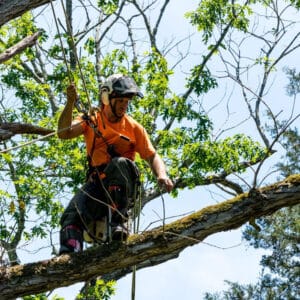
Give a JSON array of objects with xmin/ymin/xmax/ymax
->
[
  {"xmin": 60, "ymin": 179, "xmax": 108, "ymax": 230},
  {"xmin": 60, "ymin": 157, "xmax": 140, "ymax": 233}
]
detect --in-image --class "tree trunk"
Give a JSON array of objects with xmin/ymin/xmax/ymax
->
[{"xmin": 0, "ymin": 175, "xmax": 299, "ymax": 299}]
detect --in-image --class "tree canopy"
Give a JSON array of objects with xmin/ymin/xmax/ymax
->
[{"xmin": 0, "ymin": 0, "xmax": 299, "ymax": 299}]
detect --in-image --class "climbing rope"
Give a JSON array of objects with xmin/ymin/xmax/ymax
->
[
  {"xmin": 0, "ymin": 120, "xmax": 85, "ymax": 154},
  {"xmin": 49, "ymin": 0, "xmax": 92, "ymax": 112},
  {"xmin": 59, "ymin": 0, "xmax": 92, "ymax": 111},
  {"xmin": 49, "ymin": 0, "xmax": 73, "ymax": 84},
  {"xmin": 130, "ymin": 182, "xmax": 142, "ymax": 300},
  {"xmin": 0, "ymin": 131, "xmax": 56, "ymax": 154}
]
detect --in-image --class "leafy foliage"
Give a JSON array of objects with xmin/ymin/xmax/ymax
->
[
  {"xmin": 97, "ymin": 0, "xmax": 119, "ymax": 15},
  {"xmin": 284, "ymin": 67, "xmax": 300, "ymax": 97},
  {"xmin": 276, "ymin": 127, "xmax": 300, "ymax": 177},
  {"xmin": 76, "ymin": 279, "xmax": 115, "ymax": 300},
  {"xmin": 23, "ymin": 293, "xmax": 64, "ymax": 300},
  {"xmin": 185, "ymin": 0, "xmax": 253, "ymax": 43}
]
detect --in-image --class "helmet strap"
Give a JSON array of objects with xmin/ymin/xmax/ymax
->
[{"xmin": 109, "ymin": 99, "xmax": 122, "ymax": 121}]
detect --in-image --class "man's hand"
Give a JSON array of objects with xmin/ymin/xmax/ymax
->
[
  {"xmin": 158, "ymin": 177, "xmax": 174, "ymax": 193},
  {"xmin": 67, "ymin": 83, "xmax": 78, "ymax": 105},
  {"xmin": 147, "ymin": 153, "xmax": 174, "ymax": 193},
  {"xmin": 57, "ymin": 83, "xmax": 83, "ymax": 139}
]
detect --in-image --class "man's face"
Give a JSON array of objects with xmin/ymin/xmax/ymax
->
[{"xmin": 110, "ymin": 97, "xmax": 130, "ymax": 118}]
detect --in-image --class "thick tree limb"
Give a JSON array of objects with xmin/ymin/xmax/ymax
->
[
  {"xmin": 0, "ymin": 32, "xmax": 41, "ymax": 64},
  {"xmin": 0, "ymin": 122, "xmax": 54, "ymax": 141},
  {"xmin": 0, "ymin": 175, "xmax": 299, "ymax": 299},
  {"xmin": 0, "ymin": 0, "xmax": 51, "ymax": 27}
]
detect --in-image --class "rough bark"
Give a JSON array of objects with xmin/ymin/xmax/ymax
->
[
  {"xmin": 0, "ymin": 122, "xmax": 54, "ymax": 141},
  {"xmin": 0, "ymin": 0, "xmax": 51, "ymax": 27},
  {"xmin": 0, "ymin": 32, "xmax": 41, "ymax": 64},
  {"xmin": 0, "ymin": 175, "xmax": 299, "ymax": 299}
]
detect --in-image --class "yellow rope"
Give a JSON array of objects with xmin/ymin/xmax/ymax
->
[
  {"xmin": 49, "ymin": 0, "xmax": 73, "ymax": 84},
  {"xmin": 59, "ymin": 0, "xmax": 92, "ymax": 111},
  {"xmin": 49, "ymin": 0, "xmax": 92, "ymax": 113}
]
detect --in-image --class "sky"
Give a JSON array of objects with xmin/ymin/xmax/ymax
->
[{"xmin": 10, "ymin": 0, "xmax": 300, "ymax": 299}]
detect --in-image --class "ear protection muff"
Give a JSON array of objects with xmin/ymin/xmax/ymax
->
[
  {"xmin": 101, "ymin": 88, "xmax": 110, "ymax": 106},
  {"xmin": 100, "ymin": 78, "xmax": 114, "ymax": 105}
]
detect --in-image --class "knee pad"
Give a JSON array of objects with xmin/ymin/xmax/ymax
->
[{"xmin": 60, "ymin": 225, "xmax": 83, "ymax": 253}]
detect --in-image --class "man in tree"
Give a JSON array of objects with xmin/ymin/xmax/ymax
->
[{"xmin": 57, "ymin": 74, "xmax": 173, "ymax": 254}]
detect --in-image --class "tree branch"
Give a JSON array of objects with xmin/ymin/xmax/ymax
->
[
  {"xmin": 0, "ymin": 32, "xmax": 41, "ymax": 64},
  {"xmin": 1, "ymin": 175, "xmax": 299, "ymax": 299},
  {"xmin": 0, "ymin": 122, "xmax": 54, "ymax": 141}
]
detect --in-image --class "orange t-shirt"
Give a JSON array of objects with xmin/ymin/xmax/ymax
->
[{"xmin": 77, "ymin": 111, "xmax": 156, "ymax": 166}]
